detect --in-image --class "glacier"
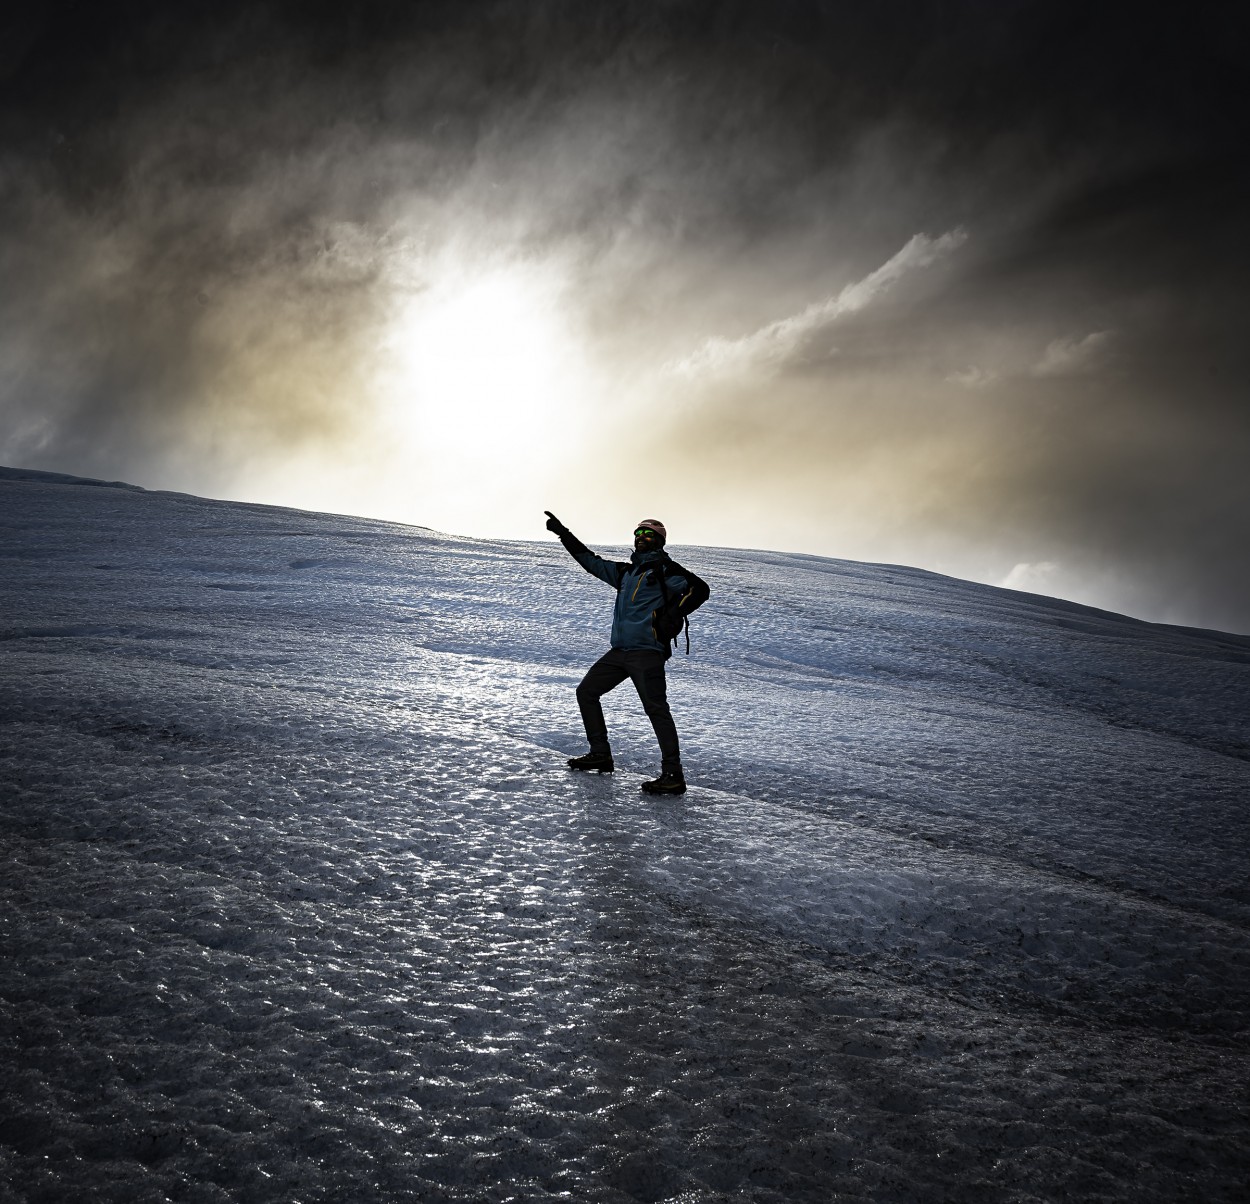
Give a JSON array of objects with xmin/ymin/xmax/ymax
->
[{"xmin": 1, "ymin": 465, "xmax": 1248, "ymax": 1202}]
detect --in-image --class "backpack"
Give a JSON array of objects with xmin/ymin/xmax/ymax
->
[{"xmin": 651, "ymin": 559, "xmax": 710, "ymax": 654}]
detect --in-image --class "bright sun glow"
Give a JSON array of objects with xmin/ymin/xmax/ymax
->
[{"xmin": 376, "ymin": 264, "xmax": 589, "ymax": 531}]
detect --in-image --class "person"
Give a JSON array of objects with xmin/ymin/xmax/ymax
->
[{"xmin": 544, "ymin": 511, "xmax": 708, "ymax": 795}]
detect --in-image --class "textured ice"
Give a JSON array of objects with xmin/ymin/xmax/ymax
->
[{"xmin": 1, "ymin": 465, "xmax": 1248, "ymax": 1202}]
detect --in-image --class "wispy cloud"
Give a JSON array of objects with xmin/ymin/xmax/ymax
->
[
  {"xmin": 945, "ymin": 330, "xmax": 1115, "ymax": 392},
  {"xmin": 945, "ymin": 365, "xmax": 999, "ymax": 389},
  {"xmin": 1000, "ymin": 561, "xmax": 1058, "ymax": 592},
  {"xmin": 671, "ymin": 228, "xmax": 967, "ymax": 379},
  {"xmin": 1031, "ymin": 330, "xmax": 1114, "ymax": 378}
]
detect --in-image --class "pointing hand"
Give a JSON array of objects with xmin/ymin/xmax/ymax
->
[{"xmin": 544, "ymin": 510, "xmax": 565, "ymax": 534}]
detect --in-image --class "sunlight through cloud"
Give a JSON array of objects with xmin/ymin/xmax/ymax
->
[{"xmin": 375, "ymin": 259, "xmax": 591, "ymax": 532}]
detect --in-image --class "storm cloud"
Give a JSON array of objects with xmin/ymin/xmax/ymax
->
[{"xmin": 2, "ymin": 0, "xmax": 1248, "ymax": 630}]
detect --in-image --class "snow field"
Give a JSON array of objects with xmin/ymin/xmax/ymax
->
[{"xmin": 2, "ymin": 467, "xmax": 1248, "ymax": 1201}]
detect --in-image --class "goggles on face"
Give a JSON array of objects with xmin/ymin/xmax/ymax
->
[{"xmin": 634, "ymin": 527, "xmax": 658, "ymax": 538}]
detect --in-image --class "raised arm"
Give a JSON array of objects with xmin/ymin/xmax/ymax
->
[{"xmin": 544, "ymin": 511, "xmax": 625, "ymax": 589}]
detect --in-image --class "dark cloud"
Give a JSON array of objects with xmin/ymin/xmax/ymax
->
[{"xmin": 1, "ymin": 0, "xmax": 1248, "ymax": 629}]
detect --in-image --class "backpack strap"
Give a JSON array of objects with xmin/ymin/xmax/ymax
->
[{"xmin": 653, "ymin": 560, "xmax": 695, "ymax": 654}]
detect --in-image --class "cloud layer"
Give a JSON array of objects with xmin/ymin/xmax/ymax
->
[{"xmin": 1, "ymin": 0, "xmax": 1248, "ymax": 631}]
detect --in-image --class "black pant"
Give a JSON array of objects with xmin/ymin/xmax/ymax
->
[{"xmin": 576, "ymin": 648, "xmax": 681, "ymax": 770}]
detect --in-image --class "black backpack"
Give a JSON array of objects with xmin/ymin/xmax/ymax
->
[{"xmin": 651, "ymin": 559, "xmax": 710, "ymax": 654}]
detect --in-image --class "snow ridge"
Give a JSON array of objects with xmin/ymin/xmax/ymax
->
[{"xmin": 2, "ymin": 470, "xmax": 1248, "ymax": 1201}]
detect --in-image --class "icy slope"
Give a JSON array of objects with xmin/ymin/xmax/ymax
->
[{"xmin": 2, "ymin": 467, "xmax": 1248, "ymax": 1202}]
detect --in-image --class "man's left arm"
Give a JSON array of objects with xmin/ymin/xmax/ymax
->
[{"xmin": 663, "ymin": 563, "xmax": 711, "ymax": 616}]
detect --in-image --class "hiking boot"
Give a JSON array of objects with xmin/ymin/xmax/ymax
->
[
  {"xmin": 568, "ymin": 751, "xmax": 614, "ymax": 773},
  {"xmin": 640, "ymin": 769, "xmax": 686, "ymax": 795}
]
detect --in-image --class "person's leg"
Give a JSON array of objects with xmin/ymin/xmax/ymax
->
[
  {"xmin": 576, "ymin": 651, "xmax": 630, "ymax": 753},
  {"xmin": 624, "ymin": 651, "xmax": 682, "ymax": 772}
]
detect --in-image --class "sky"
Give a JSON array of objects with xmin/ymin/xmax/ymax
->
[{"xmin": 1, "ymin": 0, "xmax": 1248, "ymax": 633}]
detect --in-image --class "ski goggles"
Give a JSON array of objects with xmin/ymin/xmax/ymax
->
[{"xmin": 634, "ymin": 527, "xmax": 659, "ymax": 538}]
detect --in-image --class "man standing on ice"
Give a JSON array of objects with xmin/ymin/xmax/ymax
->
[{"xmin": 544, "ymin": 511, "xmax": 709, "ymax": 795}]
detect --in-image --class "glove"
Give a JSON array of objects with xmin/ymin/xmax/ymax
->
[{"xmin": 544, "ymin": 510, "xmax": 567, "ymax": 534}]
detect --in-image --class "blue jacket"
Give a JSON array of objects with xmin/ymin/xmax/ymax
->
[{"xmin": 558, "ymin": 533, "xmax": 696, "ymax": 655}]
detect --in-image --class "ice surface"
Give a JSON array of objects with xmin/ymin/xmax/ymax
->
[{"xmin": 2, "ymin": 466, "xmax": 1248, "ymax": 1202}]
